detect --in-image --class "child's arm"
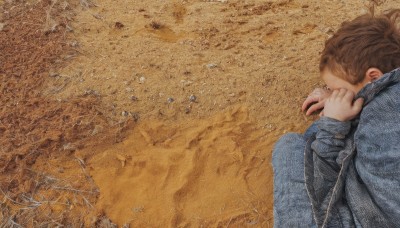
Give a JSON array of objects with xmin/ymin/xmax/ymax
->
[
  {"xmin": 310, "ymin": 117, "xmax": 352, "ymax": 175},
  {"xmin": 305, "ymin": 89, "xmax": 364, "ymax": 226},
  {"xmin": 309, "ymin": 89, "xmax": 363, "ymax": 185}
]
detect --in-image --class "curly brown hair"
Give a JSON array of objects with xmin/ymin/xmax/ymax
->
[{"xmin": 320, "ymin": 9, "xmax": 400, "ymax": 84}]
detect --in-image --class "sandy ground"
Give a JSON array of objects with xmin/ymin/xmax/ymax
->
[{"xmin": 1, "ymin": 0, "xmax": 398, "ymax": 226}]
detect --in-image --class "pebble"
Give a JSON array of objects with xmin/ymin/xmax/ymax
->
[
  {"xmin": 133, "ymin": 206, "xmax": 144, "ymax": 213},
  {"xmin": 180, "ymin": 80, "xmax": 193, "ymax": 86},
  {"xmin": 206, "ymin": 63, "xmax": 218, "ymax": 69},
  {"xmin": 185, "ymin": 107, "xmax": 191, "ymax": 114},
  {"xmin": 91, "ymin": 125, "xmax": 104, "ymax": 136},
  {"xmin": 167, "ymin": 97, "xmax": 174, "ymax": 103},
  {"xmin": 139, "ymin": 76, "xmax": 146, "ymax": 84},
  {"xmin": 121, "ymin": 111, "xmax": 129, "ymax": 116},
  {"xmin": 189, "ymin": 95, "xmax": 197, "ymax": 102},
  {"xmin": 130, "ymin": 95, "xmax": 138, "ymax": 101},
  {"xmin": 0, "ymin": 23, "xmax": 4, "ymax": 32},
  {"xmin": 63, "ymin": 143, "xmax": 77, "ymax": 152},
  {"xmin": 69, "ymin": 40, "xmax": 79, "ymax": 47},
  {"xmin": 324, "ymin": 27, "xmax": 334, "ymax": 35},
  {"xmin": 49, "ymin": 72, "xmax": 59, "ymax": 77},
  {"xmin": 131, "ymin": 112, "xmax": 140, "ymax": 122},
  {"xmin": 115, "ymin": 22, "xmax": 124, "ymax": 29},
  {"xmin": 84, "ymin": 89, "xmax": 100, "ymax": 96}
]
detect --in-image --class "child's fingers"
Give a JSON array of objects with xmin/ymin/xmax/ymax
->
[
  {"xmin": 306, "ymin": 102, "xmax": 325, "ymax": 116},
  {"xmin": 344, "ymin": 90, "xmax": 355, "ymax": 101},
  {"xmin": 337, "ymin": 88, "xmax": 348, "ymax": 98},
  {"xmin": 302, "ymin": 96, "xmax": 319, "ymax": 111},
  {"xmin": 352, "ymin": 97, "xmax": 364, "ymax": 113},
  {"xmin": 330, "ymin": 89, "xmax": 339, "ymax": 99}
]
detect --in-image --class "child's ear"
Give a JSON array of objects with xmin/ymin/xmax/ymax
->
[{"xmin": 365, "ymin": 68, "xmax": 383, "ymax": 82}]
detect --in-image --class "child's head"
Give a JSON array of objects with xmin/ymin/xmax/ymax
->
[{"xmin": 320, "ymin": 9, "xmax": 400, "ymax": 92}]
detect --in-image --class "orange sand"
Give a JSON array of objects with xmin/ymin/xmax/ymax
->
[{"xmin": 84, "ymin": 107, "xmax": 275, "ymax": 226}]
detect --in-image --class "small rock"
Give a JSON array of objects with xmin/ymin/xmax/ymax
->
[
  {"xmin": 189, "ymin": 95, "xmax": 197, "ymax": 102},
  {"xmin": 150, "ymin": 21, "xmax": 163, "ymax": 30},
  {"xmin": 93, "ymin": 14, "xmax": 104, "ymax": 20},
  {"xmin": 63, "ymin": 143, "xmax": 77, "ymax": 152},
  {"xmin": 131, "ymin": 112, "xmax": 140, "ymax": 122},
  {"xmin": 180, "ymin": 80, "xmax": 193, "ymax": 86},
  {"xmin": 66, "ymin": 25, "xmax": 74, "ymax": 32},
  {"xmin": 0, "ymin": 23, "xmax": 5, "ymax": 31},
  {"xmin": 84, "ymin": 89, "xmax": 100, "ymax": 96},
  {"xmin": 69, "ymin": 40, "xmax": 79, "ymax": 47},
  {"xmin": 96, "ymin": 218, "xmax": 117, "ymax": 228},
  {"xmin": 115, "ymin": 22, "xmax": 124, "ymax": 29},
  {"xmin": 133, "ymin": 206, "xmax": 144, "ymax": 213},
  {"xmin": 126, "ymin": 87, "xmax": 133, "ymax": 92},
  {"xmin": 91, "ymin": 125, "xmax": 104, "ymax": 136},
  {"xmin": 121, "ymin": 111, "xmax": 129, "ymax": 116},
  {"xmin": 139, "ymin": 76, "xmax": 146, "ymax": 84},
  {"xmin": 185, "ymin": 107, "xmax": 191, "ymax": 114},
  {"xmin": 324, "ymin": 27, "xmax": 334, "ymax": 35},
  {"xmin": 206, "ymin": 63, "xmax": 218, "ymax": 69},
  {"xmin": 49, "ymin": 71, "xmax": 59, "ymax": 77},
  {"xmin": 130, "ymin": 95, "xmax": 138, "ymax": 101},
  {"xmin": 167, "ymin": 97, "xmax": 174, "ymax": 103},
  {"xmin": 58, "ymin": 167, "xmax": 65, "ymax": 173}
]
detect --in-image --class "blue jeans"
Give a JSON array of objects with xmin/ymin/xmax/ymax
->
[{"xmin": 272, "ymin": 123, "xmax": 318, "ymax": 228}]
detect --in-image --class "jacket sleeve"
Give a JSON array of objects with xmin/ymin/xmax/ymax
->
[
  {"xmin": 311, "ymin": 116, "xmax": 352, "ymax": 173},
  {"xmin": 304, "ymin": 117, "xmax": 355, "ymax": 227}
]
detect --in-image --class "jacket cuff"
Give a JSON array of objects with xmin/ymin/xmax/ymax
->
[{"xmin": 317, "ymin": 116, "xmax": 351, "ymax": 139}]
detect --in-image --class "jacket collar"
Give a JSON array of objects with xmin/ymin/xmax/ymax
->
[{"xmin": 356, "ymin": 68, "xmax": 400, "ymax": 106}]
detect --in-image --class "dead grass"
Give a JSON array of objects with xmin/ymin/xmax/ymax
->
[
  {"xmin": 0, "ymin": 0, "xmax": 124, "ymax": 225},
  {"xmin": 80, "ymin": 0, "xmax": 97, "ymax": 9}
]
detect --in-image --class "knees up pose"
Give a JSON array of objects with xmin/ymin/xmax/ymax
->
[{"xmin": 273, "ymin": 9, "xmax": 400, "ymax": 228}]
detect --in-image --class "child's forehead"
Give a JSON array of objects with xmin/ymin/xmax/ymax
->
[
  {"xmin": 321, "ymin": 68, "xmax": 343, "ymax": 80},
  {"xmin": 321, "ymin": 69, "xmax": 351, "ymax": 89}
]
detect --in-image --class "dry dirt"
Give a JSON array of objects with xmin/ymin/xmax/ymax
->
[{"xmin": 0, "ymin": 0, "xmax": 397, "ymax": 227}]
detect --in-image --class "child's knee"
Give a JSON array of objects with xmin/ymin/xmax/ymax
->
[{"xmin": 272, "ymin": 133, "xmax": 304, "ymax": 168}]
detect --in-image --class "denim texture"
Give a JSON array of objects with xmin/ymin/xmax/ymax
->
[
  {"xmin": 273, "ymin": 68, "xmax": 400, "ymax": 228},
  {"xmin": 273, "ymin": 133, "xmax": 317, "ymax": 228}
]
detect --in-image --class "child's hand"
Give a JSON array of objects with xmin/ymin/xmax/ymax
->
[
  {"xmin": 323, "ymin": 88, "xmax": 364, "ymax": 121},
  {"xmin": 302, "ymin": 88, "xmax": 332, "ymax": 116}
]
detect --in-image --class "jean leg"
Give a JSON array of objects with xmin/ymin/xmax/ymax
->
[
  {"xmin": 272, "ymin": 133, "xmax": 316, "ymax": 228},
  {"xmin": 303, "ymin": 122, "xmax": 319, "ymax": 141}
]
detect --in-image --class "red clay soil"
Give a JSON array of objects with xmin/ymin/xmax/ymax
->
[{"xmin": 0, "ymin": 1, "xmax": 124, "ymax": 225}]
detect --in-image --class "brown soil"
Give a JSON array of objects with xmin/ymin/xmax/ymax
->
[
  {"xmin": 0, "ymin": 1, "xmax": 126, "ymax": 226},
  {"xmin": 0, "ymin": 0, "xmax": 397, "ymax": 226}
]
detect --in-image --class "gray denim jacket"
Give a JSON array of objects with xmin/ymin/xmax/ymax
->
[{"xmin": 304, "ymin": 68, "xmax": 400, "ymax": 228}]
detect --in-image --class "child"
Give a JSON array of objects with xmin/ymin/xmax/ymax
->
[{"xmin": 272, "ymin": 9, "xmax": 400, "ymax": 227}]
